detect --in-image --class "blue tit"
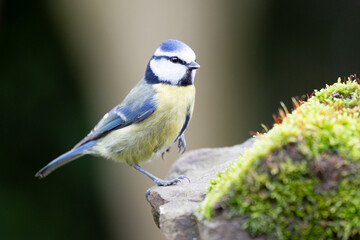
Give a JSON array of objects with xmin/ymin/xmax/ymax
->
[{"xmin": 35, "ymin": 39, "xmax": 200, "ymax": 186}]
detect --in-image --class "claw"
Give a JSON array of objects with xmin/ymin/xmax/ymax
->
[
  {"xmin": 178, "ymin": 134, "xmax": 186, "ymax": 154},
  {"xmin": 145, "ymin": 185, "xmax": 156, "ymax": 201},
  {"xmin": 161, "ymin": 147, "xmax": 171, "ymax": 160},
  {"xmin": 154, "ymin": 175, "xmax": 190, "ymax": 186},
  {"xmin": 178, "ymin": 175, "xmax": 190, "ymax": 183}
]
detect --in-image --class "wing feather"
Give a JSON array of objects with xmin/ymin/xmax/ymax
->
[{"xmin": 73, "ymin": 80, "xmax": 157, "ymax": 149}]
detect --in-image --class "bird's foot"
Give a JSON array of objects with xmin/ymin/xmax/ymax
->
[
  {"xmin": 145, "ymin": 175, "xmax": 190, "ymax": 200},
  {"xmin": 134, "ymin": 164, "xmax": 190, "ymax": 187},
  {"xmin": 177, "ymin": 134, "xmax": 186, "ymax": 154},
  {"xmin": 154, "ymin": 175, "xmax": 190, "ymax": 186}
]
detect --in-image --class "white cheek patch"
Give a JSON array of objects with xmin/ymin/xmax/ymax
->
[
  {"xmin": 150, "ymin": 59, "xmax": 187, "ymax": 84},
  {"xmin": 154, "ymin": 48, "xmax": 196, "ymax": 64}
]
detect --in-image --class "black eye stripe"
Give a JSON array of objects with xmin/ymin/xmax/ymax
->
[
  {"xmin": 176, "ymin": 58, "xmax": 186, "ymax": 65},
  {"xmin": 153, "ymin": 55, "xmax": 187, "ymax": 65}
]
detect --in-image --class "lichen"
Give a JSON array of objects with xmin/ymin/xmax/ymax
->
[{"xmin": 199, "ymin": 77, "xmax": 360, "ymax": 239}]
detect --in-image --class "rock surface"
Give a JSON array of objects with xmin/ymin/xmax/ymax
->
[{"xmin": 147, "ymin": 137, "xmax": 260, "ymax": 240}]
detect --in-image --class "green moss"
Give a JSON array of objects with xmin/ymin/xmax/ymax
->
[{"xmin": 199, "ymin": 78, "xmax": 360, "ymax": 239}]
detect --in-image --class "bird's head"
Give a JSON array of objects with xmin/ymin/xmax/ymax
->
[{"xmin": 145, "ymin": 39, "xmax": 200, "ymax": 86}]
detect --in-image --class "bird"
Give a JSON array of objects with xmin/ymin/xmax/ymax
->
[{"xmin": 35, "ymin": 39, "xmax": 200, "ymax": 186}]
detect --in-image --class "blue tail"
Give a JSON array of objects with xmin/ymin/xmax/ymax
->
[{"xmin": 35, "ymin": 140, "xmax": 97, "ymax": 178}]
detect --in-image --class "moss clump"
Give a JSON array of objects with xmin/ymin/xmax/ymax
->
[{"xmin": 199, "ymin": 78, "xmax": 360, "ymax": 239}]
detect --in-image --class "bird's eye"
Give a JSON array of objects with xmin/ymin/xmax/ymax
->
[{"xmin": 170, "ymin": 57, "xmax": 179, "ymax": 63}]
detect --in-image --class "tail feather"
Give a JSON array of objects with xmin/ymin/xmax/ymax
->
[{"xmin": 35, "ymin": 140, "xmax": 97, "ymax": 178}]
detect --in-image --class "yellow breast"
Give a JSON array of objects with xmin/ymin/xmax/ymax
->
[
  {"xmin": 151, "ymin": 83, "xmax": 195, "ymax": 148},
  {"xmin": 94, "ymin": 84, "xmax": 195, "ymax": 165}
]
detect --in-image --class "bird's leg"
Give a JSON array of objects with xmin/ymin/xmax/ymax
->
[
  {"xmin": 178, "ymin": 134, "xmax": 186, "ymax": 154},
  {"xmin": 134, "ymin": 164, "xmax": 189, "ymax": 186}
]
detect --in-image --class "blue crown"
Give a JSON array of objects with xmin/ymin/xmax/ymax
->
[{"xmin": 159, "ymin": 39, "xmax": 187, "ymax": 52}]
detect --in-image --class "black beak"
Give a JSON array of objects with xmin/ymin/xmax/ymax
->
[{"xmin": 188, "ymin": 61, "xmax": 200, "ymax": 70}]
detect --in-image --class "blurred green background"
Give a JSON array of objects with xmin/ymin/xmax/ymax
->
[{"xmin": 1, "ymin": 0, "xmax": 359, "ymax": 239}]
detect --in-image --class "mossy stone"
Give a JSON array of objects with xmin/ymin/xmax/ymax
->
[{"xmin": 200, "ymin": 78, "xmax": 360, "ymax": 239}]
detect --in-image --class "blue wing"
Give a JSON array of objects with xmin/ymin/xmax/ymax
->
[
  {"xmin": 35, "ymin": 80, "xmax": 157, "ymax": 179},
  {"xmin": 73, "ymin": 96, "xmax": 157, "ymax": 149},
  {"xmin": 35, "ymin": 97, "xmax": 156, "ymax": 179}
]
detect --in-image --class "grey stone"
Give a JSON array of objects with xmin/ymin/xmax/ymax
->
[{"xmin": 147, "ymin": 137, "xmax": 259, "ymax": 240}]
